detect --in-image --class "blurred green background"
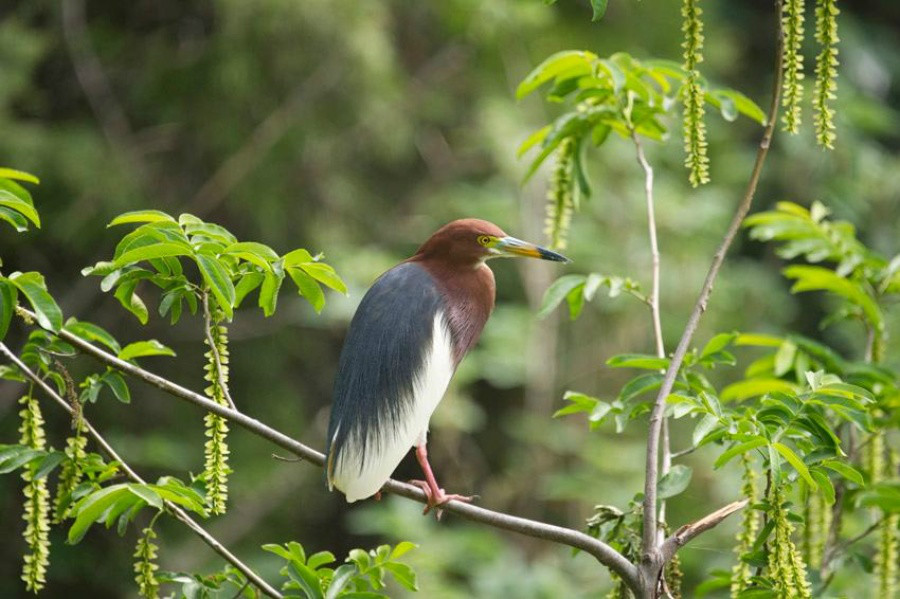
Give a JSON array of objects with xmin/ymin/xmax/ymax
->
[{"xmin": 1, "ymin": 0, "xmax": 898, "ymax": 596}]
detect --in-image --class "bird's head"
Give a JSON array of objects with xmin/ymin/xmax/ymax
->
[{"xmin": 414, "ymin": 218, "xmax": 570, "ymax": 267}]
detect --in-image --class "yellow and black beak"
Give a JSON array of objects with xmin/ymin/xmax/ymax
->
[{"xmin": 494, "ymin": 236, "xmax": 570, "ymax": 263}]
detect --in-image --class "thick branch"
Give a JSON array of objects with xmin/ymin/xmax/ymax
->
[
  {"xmin": 659, "ymin": 499, "xmax": 749, "ymax": 562},
  {"xmin": 641, "ymin": 0, "xmax": 785, "ymax": 570},
  {"xmin": 23, "ymin": 312, "xmax": 640, "ymax": 591},
  {"xmin": 0, "ymin": 342, "xmax": 283, "ymax": 599}
]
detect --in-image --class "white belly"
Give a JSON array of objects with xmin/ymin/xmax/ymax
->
[{"xmin": 330, "ymin": 313, "xmax": 454, "ymax": 502}]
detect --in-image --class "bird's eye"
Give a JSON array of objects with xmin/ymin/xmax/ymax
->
[{"xmin": 477, "ymin": 235, "xmax": 491, "ymax": 247}]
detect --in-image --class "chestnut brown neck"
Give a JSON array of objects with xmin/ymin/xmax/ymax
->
[{"xmin": 411, "ymin": 257, "xmax": 495, "ymax": 366}]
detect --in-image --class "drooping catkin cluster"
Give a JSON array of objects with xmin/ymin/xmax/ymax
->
[
  {"xmin": 767, "ymin": 481, "xmax": 812, "ymax": 599},
  {"xmin": 871, "ymin": 434, "xmax": 898, "ymax": 599},
  {"xmin": 813, "ymin": 0, "xmax": 840, "ymax": 148},
  {"xmin": 545, "ymin": 137, "xmax": 575, "ymax": 251},
  {"xmin": 731, "ymin": 453, "xmax": 760, "ymax": 597},
  {"xmin": 681, "ymin": 0, "xmax": 709, "ymax": 187},
  {"xmin": 53, "ymin": 422, "xmax": 87, "ymax": 522},
  {"xmin": 781, "ymin": 0, "xmax": 806, "ymax": 134},
  {"xmin": 664, "ymin": 551, "xmax": 684, "ymax": 599},
  {"xmin": 802, "ymin": 486, "xmax": 830, "ymax": 569},
  {"xmin": 202, "ymin": 315, "xmax": 232, "ymax": 515},
  {"xmin": 133, "ymin": 524, "xmax": 160, "ymax": 598},
  {"xmin": 605, "ymin": 572, "xmax": 631, "ymax": 599},
  {"xmin": 19, "ymin": 394, "xmax": 51, "ymax": 593}
]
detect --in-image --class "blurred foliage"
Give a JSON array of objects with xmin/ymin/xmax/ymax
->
[{"xmin": 0, "ymin": 0, "xmax": 899, "ymax": 597}]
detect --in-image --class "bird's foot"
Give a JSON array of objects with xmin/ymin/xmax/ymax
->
[{"xmin": 408, "ymin": 479, "xmax": 475, "ymax": 520}]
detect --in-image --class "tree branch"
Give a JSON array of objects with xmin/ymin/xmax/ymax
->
[
  {"xmin": 659, "ymin": 499, "xmax": 749, "ymax": 562},
  {"xmin": 640, "ymin": 0, "xmax": 786, "ymax": 576},
  {"xmin": 19, "ymin": 311, "xmax": 640, "ymax": 591},
  {"xmin": 0, "ymin": 342, "xmax": 283, "ymax": 599}
]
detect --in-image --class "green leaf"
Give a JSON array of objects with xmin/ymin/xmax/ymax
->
[
  {"xmin": 783, "ymin": 265, "xmax": 883, "ymax": 331},
  {"xmin": 810, "ymin": 469, "xmax": 835, "ymax": 504},
  {"xmin": 196, "ymin": 254, "xmax": 235, "ymax": 319},
  {"xmin": 390, "ymin": 541, "xmax": 417, "ymax": 560},
  {"xmin": 222, "ymin": 242, "xmax": 279, "ymax": 270},
  {"xmin": 590, "ymin": 0, "xmax": 608, "ymax": 21},
  {"xmin": 773, "ymin": 442, "xmax": 817, "ymax": 490},
  {"xmin": 516, "ymin": 51, "xmax": 597, "ymax": 99},
  {"xmin": 517, "ymin": 125, "xmax": 552, "ymax": 158},
  {"xmin": 0, "ymin": 447, "xmax": 45, "ymax": 473},
  {"xmin": 0, "ymin": 278, "xmax": 16, "ymax": 341},
  {"xmin": 287, "ymin": 563, "xmax": 324, "ymax": 599},
  {"xmin": 234, "ymin": 272, "xmax": 265, "ymax": 307},
  {"xmin": 307, "ymin": 551, "xmax": 336, "ymax": 570},
  {"xmin": 692, "ymin": 413, "xmax": 720, "ymax": 446},
  {"xmin": 63, "ymin": 318, "xmax": 122, "ymax": 353},
  {"xmin": 606, "ymin": 353, "xmax": 669, "ymax": 370},
  {"xmin": 288, "ymin": 267, "xmax": 325, "ymax": 313},
  {"xmin": 721, "ymin": 378, "xmax": 799, "ymax": 402},
  {"xmin": 0, "ymin": 167, "xmax": 40, "ymax": 184},
  {"xmin": 9, "ymin": 271, "xmax": 63, "ymax": 331},
  {"xmin": 0, "ymin": 189, "xmax": 40, "ymax": 227},
  {"xmin": 773, "ymin": 340, "xmax": 797, "ymax": 376},
  {"xmin": 103, "ymin": 372, "xmax": 131, "ymax": 403},
  {"xmin": 118, "ymin": 340, "xmax": 176, "ymax": 361},
  {"xmin": 0, "ymin": 206, "xmax": 29, "ymax": 232},
  {"xmin": 821, "ymin": 459, "xmax": 864, "ymax": 485},
  {"xmin": 301, "ymin": 263, "xmax": 347, "ymax": 294},
  {"xmin": 126, "ymin": 484, "xmax": 164, "ymax": 510},
  {"xmin": 68, "ymin": 485, "xmax": 132, "ymax": 543},
  {"xmin": 658, "ymin": 464, "xmax": 693, "ymax": 499},
  {"xmin": 619, "ymin": 373, "xmax": 664, "ymax": 402},
  {"xmin": 384, "ymin": 562, "xmax": 418, "ymax": 591},
  {"xmin": 713, "ymin": 89, "xmax": 767, "ymax": 125},
  {"xmin": 259, "ymin": 271, "xmax": 283, "ymax": 317},
  {"xmin": 538, "ymin": 275, "xmax": 585, "ymax": 319},
  {"xmin": 700, "ymin": 333, "xmax": 737, "ymax": 360},
  {"xmin": 714, "ymin": 437, "xmax": 768, "ymax": 469},
  {"xmin": 113, "ymin": 242, "xmax": 193, "ymax": 269},
  {"xmin": 114, "ymin": 281, "xmax": 149, "ymax": 324},
  {"xmin": 33, "ymin": 451, "xmax": 66, "ymax": 480},
  {"xmin": 735, "ymin": 333, "xmax": 783, "ymax": 347}
]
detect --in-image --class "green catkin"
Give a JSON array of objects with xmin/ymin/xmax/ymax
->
[
  {"xmin": 873, "ymin": 437, "xmax": 897, "ymax": 599},
  {"xmin": 731, "ymin": 453, "xmax": 760, "ymax": 597},
  {"xmin": 19, "ymin": 394, "xmax": 50, "ymax": 593},
  {"xmin": 813, "ymin": 0, "xmax": 839, "ymax": 148},
  {"xmin": 664, "ymin": 551, "xmax": 684, "ymax": 599},
  {"xmin": 202, "ymin": 317, "xmax": 232, "ymax": 515},
  {"xmin": 802, "ymin": 486, "xmax": 830, "ymax": 569},
  {"xmin": 605, "ymin": 572, "xmax": 631, "ymax": 599},
  {"xmin": 781, "ymin": 0, "xmax": 806, "ymax": 134},
  {"xmin": 681, "ymin": 0, "xmax": 709, "ymax": 187},
  {"xmin": 767, "ymin": 481, "xmax": 812, "ymax": 599},
  {"xmin": 133, "ymin": 524, "xmax": 160, "ymax": 598},
  {"xmin": 53, "ymin": 421, "xmax": 87, "ymax": 523},
  {"xmin": 545, "ymin": 137, "xmax": 575, "ymax": 251}
]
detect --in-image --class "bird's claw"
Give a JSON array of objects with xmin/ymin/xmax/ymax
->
[{"xmin": 408, "ymin": 480, "xmax": 475, "ymax": 520}]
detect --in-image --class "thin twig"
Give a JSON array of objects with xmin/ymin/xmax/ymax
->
[
  {"xmin": 630, "ymin": 130, "xmax": 671, "ymax": 551},
  {"xmin": 0, "ymin": 342, "xmax": 283, "ymax": 599},
  {"xmin": 640, "ymin": 0, "xmax": 786, "ymax": 574},
  {"xmin": 203, "ymin": 291, "xmax": 237, "ymax": 411},
  {"xmin": 21, "ymin": 312, "xmax": 641, "ymax": 591},
  {"xmin": 822, "ymin": 516, "xmax": 886, "ymax": 571}
]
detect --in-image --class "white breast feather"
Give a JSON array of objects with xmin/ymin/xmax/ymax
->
[{"xmin": 331, "ymin": 313, "xmax": 454, "ymax": 502}]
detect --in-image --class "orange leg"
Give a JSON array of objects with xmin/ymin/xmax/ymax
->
[{"xmin": 409, "ymin": 444, "xmax": 473, "ymax": 519}]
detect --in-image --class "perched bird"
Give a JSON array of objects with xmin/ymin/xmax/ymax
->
[{"xmin": 325, "ymin": 219, "xmax": 568, "ymax": 514}]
